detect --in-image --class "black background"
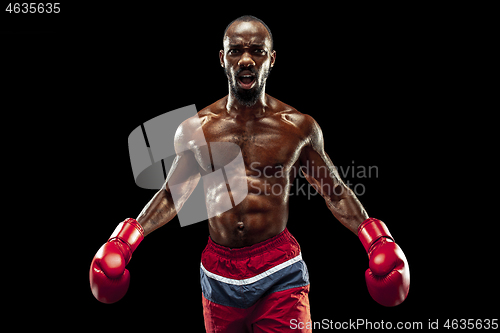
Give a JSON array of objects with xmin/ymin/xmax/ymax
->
[{"xmin": 3, "ymin": 3, "xmax": 496, "ymax": 331}]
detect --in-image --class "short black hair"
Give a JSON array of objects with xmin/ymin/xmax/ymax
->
[{"xmin": 223, "ymin": 15, "xmax": 274, "ymax": 50}]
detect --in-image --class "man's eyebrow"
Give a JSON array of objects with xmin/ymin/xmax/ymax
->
[{"xmin": 228, "ymin": 44, "xmax": 266, "ymax": 48}]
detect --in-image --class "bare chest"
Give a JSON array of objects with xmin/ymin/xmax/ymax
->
[{"xmin": 195, "ymin": 117, "xmax": 307, "ymax": 173}]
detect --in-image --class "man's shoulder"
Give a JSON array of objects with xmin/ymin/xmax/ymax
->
[
  {"xmin": 177, "ymin": 97, "xmax": 226, "ymax": 130},
  {"xmin": 197, "ymin": 96, "xmax": 227, "ymax": 117},
  {"xmin": 268, "ymin": 95, "xmax": 318, "ymax": 133},
  {"xmin": 173, "ymin": 97, "xmax": 227, "ymax": 152}
]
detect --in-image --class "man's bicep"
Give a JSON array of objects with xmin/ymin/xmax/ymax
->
[
  {"xmin": 166, "ymin": 115, "xmax": 205, "ymax": 188},
  {"xmin": 164, "ymin": 150, "xmax": 201, "ymax": 189},
  {"xmin": 300, "ymin": 146, "xmax": 343, "ymax": 195},
  {"xmin": 299, "ymin": 117, "xmax": 346, "ymax": 197}
]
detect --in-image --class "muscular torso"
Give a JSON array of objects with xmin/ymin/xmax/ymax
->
[{"xmin": 188, "ymin": 95, "xmax": 311, "ymax": 248}]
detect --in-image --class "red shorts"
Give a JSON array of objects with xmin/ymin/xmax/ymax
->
[{"xmin": 200, "ymin": 228, "xmax": 311, "ymax": 333}]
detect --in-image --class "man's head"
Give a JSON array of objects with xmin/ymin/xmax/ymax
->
[{"xmin": 220, "ymin": 16, "xmax": 276, "ymax": 107}]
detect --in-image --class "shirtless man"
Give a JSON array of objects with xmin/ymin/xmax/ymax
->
[{"xmin": 90, "ymin": 15, "xmax": 410, "ymax": 333}]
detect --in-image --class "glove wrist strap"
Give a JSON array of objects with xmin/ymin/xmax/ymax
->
[
  {"xmin": 108, "ymin": 218, "xmax": 145, "ymax": 253},
  {"xmin": 357, "ymin": 218, "xmax": 393, "ymax": 253}
]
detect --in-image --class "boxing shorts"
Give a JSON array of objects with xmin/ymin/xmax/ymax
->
[{"xmin": 200, "ymin": 228, "xmax": 311, "ymax": 333}]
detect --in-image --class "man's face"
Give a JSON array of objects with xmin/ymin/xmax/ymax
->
[{"xmin": 220, "ymin": 21, "xmax": 276, "ymax": 106}]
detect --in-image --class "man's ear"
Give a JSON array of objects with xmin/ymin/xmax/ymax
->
[
  {"xmin": 219, "ymin": 50, "xmax": 225, "ymax": 67},
  {"xmin": 270, "ymin": 50, "xmax": 276, "ymax": 67}
]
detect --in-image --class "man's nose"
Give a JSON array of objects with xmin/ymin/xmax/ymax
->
[{"xmin": 238, "ymin": 51, "xmax": 255, "ymax": 68}]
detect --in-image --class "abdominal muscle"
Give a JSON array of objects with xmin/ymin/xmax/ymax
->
[{"xmin": 206, "ymin": 174, "xmax": 290, "ymax": 248}]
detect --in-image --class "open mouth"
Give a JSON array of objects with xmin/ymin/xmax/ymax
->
[{"xmin": 237, "ymin": 71, "xmax": 256, "ymax": 89}]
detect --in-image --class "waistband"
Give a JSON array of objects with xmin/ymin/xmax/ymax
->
[{"xmin": 205, "ymin": 228, "xmax": 298, "ymax": 259}]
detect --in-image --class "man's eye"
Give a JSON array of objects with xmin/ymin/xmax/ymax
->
[
  {"xmin": 255, "ymin": 49, "xmax": 266, "ymax": 54},
  {"xmin": 228, "ymin": 49, "xmax": 239, "ymax": 54}
]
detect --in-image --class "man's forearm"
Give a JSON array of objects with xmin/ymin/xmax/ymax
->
[
  {"xmin": 136, "ymin": 187, "xmax": 177, "ymax": 236},
  {"xmin": 326, "ymin": 185, "xmax": 368, "ymax": 234}
]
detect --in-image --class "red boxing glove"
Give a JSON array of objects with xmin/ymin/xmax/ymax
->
[
  {"xmin": 358, "ymin": 218, "xmax": 410, "ymax": 307},
  {"xmin": 89, "ymin": 218, "xmax": 144, "ymax": 304}
]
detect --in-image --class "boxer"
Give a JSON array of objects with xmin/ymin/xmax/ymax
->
[{"xmin": 90, "ymin": 15, "xmax": 409, "ymax": 332}]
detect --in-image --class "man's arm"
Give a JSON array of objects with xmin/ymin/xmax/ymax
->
[
  {"xmin": 299, "ymin": 115, "xmax": 368, "ymax": 234},
  {"xmin": 136, "ymin": 117, "xmax": 202, "ymax": 236},
  {"xmin": 299, "ymin": 115, "xmax": 410, "ymax": 307},
  {"xmin": 90, "ymin": 118, "xmax": 201, "ymax": 303},
  {"xmin": 136, "ymin": 150, "xmax": 200, "ymax": 236}
]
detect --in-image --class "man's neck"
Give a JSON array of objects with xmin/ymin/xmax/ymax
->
[{"xmin": 226, "ymin": 92, "xmax": 269, "ymax": 120}]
